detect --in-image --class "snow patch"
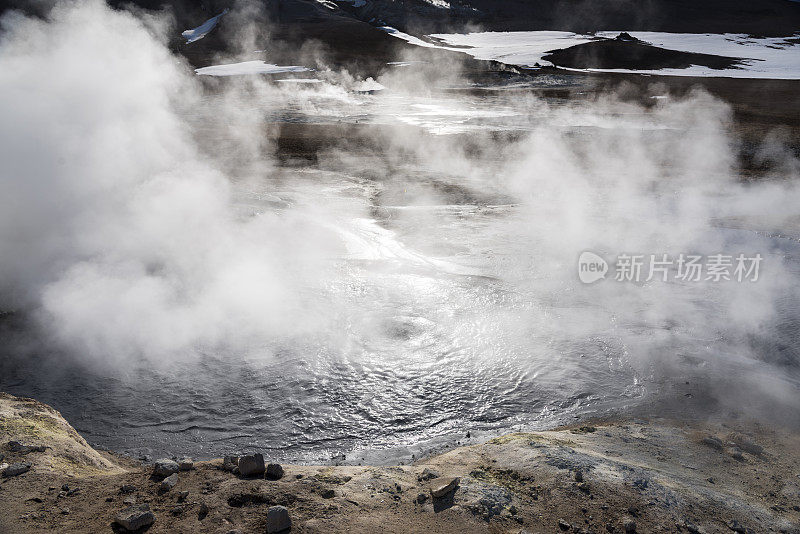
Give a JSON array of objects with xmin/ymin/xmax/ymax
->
[
  {"xmin": 195, "ymin": 61, "xmax": 311, "ymax": 77},
  {"xmin": 181, "ymin": 9, "xmax": 228, "ymax": 44}
]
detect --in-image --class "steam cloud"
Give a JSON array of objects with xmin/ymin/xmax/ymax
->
[{"xmin": 1, "ymin": 0, "xmax": 799, "ymax": 423}]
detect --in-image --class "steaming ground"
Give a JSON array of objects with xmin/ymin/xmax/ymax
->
[{"xmin": 1, "ymin": 0, "xmax": 800, "ymax": 463}]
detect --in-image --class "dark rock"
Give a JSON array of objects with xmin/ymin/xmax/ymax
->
[
  {"xmin": 266, "ymin": 505, "xmax": 291, "ymax": 533},
  {"xmin": 320, "ymin": 488, "xmax": 335, "ymax": 499},
  {"xmin": 61, "ymin": 484, "xmax": 70, "ymax": 492},
  {"xmin": 430, "ymin": 476, "xmax": 460, "ymax": 499},
  {"xmin": 178, "ymin": 457, "xmax": 194, "ymax": 471},
  {"xmin": 119, "ymin": 485, "xmax": 136, "ymax": 494},
  {"xmin": 105, "ymin": 497, "xmax": 114, "ymax": 502},
  {"xmin": 559, "ymin": 519, "xmax": 571, "ymax": 530},
  {"xmin": 417, "ymin": 467, "xmax": 439, "ymax": 481},
  {"xmin": 728, "ymin": 520, "xmax": 754, "ymax": 533},
  {"xmin": 60, "ymin": 508, "xmax": 70, "ymax": 515},
  {"xmin": 237, "ymin": 454, "xmax": 265, "ymax": 477},
  {"xmin": 702, "ymin": 436, "xmax": 724, "ymax": 450},
  {"xmin": 153, "ymin": 458, "xmax": 179, "ymax": 478},
  {"xmin": 574, "ymin": 469, "xmax": 584, "ymax": 482},
  {"xmin": 684, "ymin": 521, "xmax": 701, "ymax": 533},
  {"xmin": 6, "ymin": 441, "xmax": 46, "ymax": 454},
  {"xmin": 198, "ymin": 503, "xmax": 209, "ymax": 520},
  {"xmin": 114, "ymin": 504, "xmax": 155, "ymax": 531},
  {"xmin": 266, "ymin": 463, "xmax": 284, "ymax": 480},
  {"xmin": 615, "ymin": 32, "xmax": 639, "ymax": 42},
  {"xmin": 3, "ymin": 462, "xmax": 31, "ymax": 477},
  {"xmin": 415, "ymin": 493, "xmax": 428, "ymax": 504},
  {"xmin": 623, "ymin": 518, "xmax": 637, "ymax": 533},
  {"xmin": 730, "ymin": 448, "xmax": 745, "ymax": 461},
  {"xmin": 159, "ymin": 473, "xmax": 178, "ymax": 492},
  {"xmin": 177, "ymin": 491, "xmax": 189, "ymax": 503}
]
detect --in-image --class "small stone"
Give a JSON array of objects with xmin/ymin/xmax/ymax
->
[
  {"xmin": 728, "ymin": 520, "xmax": 748, "ymax": 533},
  {"xmin": 123, "ymin": 497, "xmax": 137, "ymax": 506},
  {"xmin": 178, "ymin": 457, "xmax": 194, "ymax": 471},
  {"xmin": 198, "ymin": 503, "xmax": 209, "ymax": 520},
  {"xmin": 559, "ymin": 519, "xmax": 571, "ymax": 531},
  {"xmin": 266, "ymin": 463, "xmax": 284, "ymax": 480},
  {"xmin": 730, "ymin": 448, "xmax": 745, "ymax": 461},
  {"xmin": 159, "ymin": 473, "xmax": 178, "ymax": 492},
  {"xmin": 702, "ymin": 436, "xmax": 724, "ymax": 450},
  {"xmin": 415, "ymin": 493, "xmax": 428, "ymax": 504},
  {"xmin": 266, "ymin": 505, "xmax": 291, "ymax": 533},
  {"xmin": 684, "ymin": 521, "xmax": 701, "ymax": 533},
  {"xmin": 60, "ymin": 508, "xmax": 70, "ymax": 515},
  {"xmin": 105, "ymin": 497, "xmax": 114, "ymax": 502},
  {"xmin": 119, "ymin": 485, "xmax": 136, "ymax": 494},
  {"xmin": 574, "ymin": 469, "xmax": 584, "ymax": 482},
  {"xmin": 177, "ymin": 491, "xmax": 189, "ymax": 503},
  {"xmin": 61, "ymin": 484, "xmax": 70, "ymax": 492},
  {"xmin": 320, "ymin": 488, "xmax": 335, "ymax": 499},
  {"xmin": 2, "ymin": 462, "xmax": 32, "ymax": 477},
  {"xmin": 153, "ymin": 458, "xmax": 179, "ymax": 478},
  {"xmin": 114, "ymin": 504, "xmax": 155, "ymax": 531},
  {"xmin": 429, "ymin": 477, "xmax": 459, "ymax": 499},
  {"xmin": 623, "ymin": 518, "xmax": 637, "ymax": 533},
  {"xmin": 237, "ymin": 454, "xmax": 265, "ymax": 477}
]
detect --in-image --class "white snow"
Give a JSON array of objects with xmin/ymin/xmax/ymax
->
[
  {"xmin": 378, "ymin": 26, "xmax": 439, "ymax": 48},
  {"xmin": 195, "ymin": 61, "xmax": 311, "ymax": 77},
  {"xmin": 404, "ymin": 30, "xmax": 800, "ymax": 79},
  {"xmin": 181, "ymin": 9, "xmax": 228, "ymax": 44}
]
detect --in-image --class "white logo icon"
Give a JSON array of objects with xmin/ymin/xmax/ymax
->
[{"xmin": 578, "ymin": 251, "xmax": 608, "ymax": 284}]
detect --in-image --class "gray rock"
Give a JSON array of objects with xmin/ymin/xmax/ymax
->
[
  {"xmin": 559, "ymin": 519, "xmax": 571, "ymax": 531},
  {"xmin": 159, "ymin": 473, "xmax": 178, "ymax": 492},
  {"xmin": 623, "ymin": 518, "xmax": 637, "ymax": 533},
  {"xmin": 114, "ymin": 504, "xmax": 155, "ymax": 531},
  {"xmin": 2, "ymin": 462, "xmax": 32, "ymax": 477},
  {"xmin": 702, "ymin": 436, "xmax": 724, "ymax": 450},
  {"xmin": 237, "ymin": 453, "xmax": 265, "ymax": 477},
  {"xmin": 266, "ymin": 463, "xmax": 284, "ymax": 480},
  {"xmin": 152, "ymin": 458, "xmax": 179, "ymax": 478},
  {"xmin": 729, "ymin": 435, "xmax": 763, "ymax": 455},
  {"xmin": 266, "ymin": 505, "xmax": 291, "ymax": 533},
  {"xmin": 222, "ymin": 456, "xmax": 239, "ymax": 472},
  {"xmin": 178, "ymin": 457, "xmax": 194, "ymax": 471},
  {"xmin": 429, "ymin": 476, "xmax": 460, "ymax": 499},
  {"xmin": 320, "ymin": 488, "xmax": 335, "ymax": 499}
]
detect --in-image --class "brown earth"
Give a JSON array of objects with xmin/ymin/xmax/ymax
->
[{"xmin": 2, "ymin": 392, "xmax": 799, "ymax": 533}]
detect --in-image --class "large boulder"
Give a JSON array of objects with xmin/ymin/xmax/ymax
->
[
  {"xmin": 114, "ymin": 504, "xmax": 155, "ymax": 531},
  {"xmin": 266, "ymin": 505, "xmax": 291, "ymax": 533},
  {"xmin": 237, "ymin": 453, "xmax": 265, "ymax": 477},
  {"xmin": 266, "ymin": 463, "xmax": 284, "ymax": 480},
  {"xmin": 153, "ymin": 458, "xmax": 179, "ymax": 478}
]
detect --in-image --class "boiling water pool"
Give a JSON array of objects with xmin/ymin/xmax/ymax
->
[{"xmin": 2, "ymin": 80, "xmax": 799, "ymax": 463}]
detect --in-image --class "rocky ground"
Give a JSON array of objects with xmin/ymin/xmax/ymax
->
[{"xmin": 1, "ymin": 392, "xmax": 799, "ymax": 533}]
